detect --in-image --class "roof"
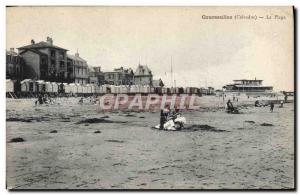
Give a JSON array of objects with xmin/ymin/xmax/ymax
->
[
  {"xmin": 234, "ymin": 85, "xmax": 273, "ymax": 88},
  {"xmin": 67, "ymin": 54, "xmax": 87, "ymax": 63},
  {"xmin": 152, "ymin": 79, "xmax": 164, "ymax": 87},
  {"xmin": 105, "ymin": 67, "xmax": 133, "ymax": 74},
  {"xmin": 134, "ymin": 65, "xmax": 152, "ymax": 76},
  {"xmin": 18, "ymin": 41, "xmax": 68, "ymax": 51},
  {"xmin": 19, "ymin": 48, "xmax": 48, "ymax": 56},
  {"xmin": 233, "ymin": 79, "xmax": 263, "ymax": 82},
  {"xmin": 224, "ymin": 84, "xmax": 273, "ymax": 88},
  {"xmin": 21, "ymin": 79, "xmax": 33, "ymax": 83}
]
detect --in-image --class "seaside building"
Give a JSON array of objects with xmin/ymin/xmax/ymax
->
[
  {"xmin": 152, "ymin": 78, "xmax": 164, "ymax": 88},
  {"xmin": 88, "ymin": 66, "xmax": 105, "ymax": 85},
  {"xmin": 6, "ymin": 48, "xmax": 25, "ymax": 80},
  {"xmin": 67, "ymin": 52, "xmax": 89, "ymax": 84},
  {"xmin": 134, "ymin": 64, "xmax": 153, "ymax": 86},
  {"xmin": 223, "ymin": 79, "xmax": 273, "ymax": 92},
  {"xmin": 18, "ymin": 37, "xmax": 68, "ymax": 82},
  {"xmin": 104, "ymin": 67, "xmax": 134, "ymax": 85}
]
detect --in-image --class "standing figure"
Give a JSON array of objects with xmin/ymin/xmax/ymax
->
[
  {"xmin": 279, "ymin": 100, "xmax": 284, "ymax": 108},
  {"xmin": 270, "ymin": 102, "xmax": 274, "ymax": 112},
  {"xmin": 160, "ymin": 110, "xmax": 165, "ymax": 130}
]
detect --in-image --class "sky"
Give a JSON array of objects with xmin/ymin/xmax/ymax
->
[{"xmin": 6, "ymin": 6, "xmax": 294, "ymax": 90}]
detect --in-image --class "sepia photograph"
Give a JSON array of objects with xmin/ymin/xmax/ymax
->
[{"xmin": 5, "ymin": 6, "xmax": 295, "ymax": 190}]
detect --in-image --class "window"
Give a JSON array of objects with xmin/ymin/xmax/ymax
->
[
  {"xmin": 41, "ymin": 57, "xmax": 47, "ymax": 65},
  {"xmin": 60, "ymin": 61, "xmax": 65, "ymax": 69},
  {"xmin": 51, "ymin": 50, "xmax": 56, "ymax": 57},
  {"xmin": 59, "ymin": 51, "xmax": 65, "ymax": 59},
  {"xmin": 51, "ymin": 60, "xmax": 55, "ymax": 66},
  {"xmin": 9, "ymin": 66, "xmax": 13, "ymax": 74}
]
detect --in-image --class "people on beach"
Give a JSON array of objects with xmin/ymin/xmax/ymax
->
[
  {"xmin": 35, "ymin": 94, "xmax": 43, "ymax": 105},
  {"xmin": 255, "ymin": 100, "xmax": 264, "ymax": 107},
  {"xmin": 163, "ymin": 105, "xmax": 170, "ymax": 119},
  {"xmin": 226, "ymin": 99, "xmax": 234, "ymax": 112},
  {"xmin": 160, "ymin": 109, "xmax": 165, "ymax": 129},
  {"xmin": 270, "ymin": 102, "xmax": 274, "ymax": 112},
  {"xmin": 284, "ymin": 95, "xmax": 288, "ymax": 103},
  {"xmin": 279, "ymin": 100, "xmax": 284, "ymax": 108},
  {"xmin": 79, "ymin": 97, "xmax": 84, "ymax": 104}
]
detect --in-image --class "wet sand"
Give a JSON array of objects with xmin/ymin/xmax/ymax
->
[{"xmin": 6, "ymin": 96, "xmax": 294, "ymax": 189}]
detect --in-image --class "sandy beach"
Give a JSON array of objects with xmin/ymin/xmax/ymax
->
[{"xmin": 6, "ymin": 96, "xmax": 294, "ymax": 189}]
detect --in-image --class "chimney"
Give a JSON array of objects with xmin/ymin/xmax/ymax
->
[
  {"xmin": 75, "ymin": 48, "xmax": 79, "ymax": 57},
  {"xmin": 94, "ymin": 67, "xmax": 101, "ymax": 72},
  {"xmin": 46, "ymin": 37, "xmax": 53, "ymax": 45},
  {"xmin": 31, "ymin": 39, "xmax": 35, "ymax": 44}
]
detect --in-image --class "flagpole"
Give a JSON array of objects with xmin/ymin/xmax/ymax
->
[{"xmin": 171, "ymin": 56, "xmax": 173, "ymax": 88}]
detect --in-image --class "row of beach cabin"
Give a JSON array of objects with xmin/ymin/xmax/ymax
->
[{"xmin": 6, "ymin": 79, "xmax": 206, "ymax": 97}]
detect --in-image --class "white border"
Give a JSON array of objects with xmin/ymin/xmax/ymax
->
[{"xmin": 1, "ymin": 0, "xmax": 298, "ymax": 195}]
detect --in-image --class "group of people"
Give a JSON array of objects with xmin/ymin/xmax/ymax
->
[
  {"xmin": 159, "ymin": 106, "xmax": 179, "ymax": 129},
  {"xmin": 78, "ymin": 96, "xmax": 99, "ymax": 105},
  {"xmin": 35, "ymin": 94, "xmax": 53, "ymax": 105},
  {"xmin": 255, "ymin": 100, "xmax": 284, "ymax": 112},
  {"xmin": 227, "ymin": 97, "xmax": 284, "ymax": 113}
]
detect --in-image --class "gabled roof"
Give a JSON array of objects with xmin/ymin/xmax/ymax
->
[
  {"xmin": 67, "ymin": 54, "xmax": 87, "ymax": 63},
  {"xmin": 134, "ymin": 64, "xmax": 152, "ymax": 76},
  {"xmin": 18, "ymin": 41, "xmax": 68, "ymax": 51},
  {"xmin": 19, "ymin": 48, "xmax": 48, "ymax": 56}
]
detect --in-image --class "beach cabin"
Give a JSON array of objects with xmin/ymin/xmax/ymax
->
[
  {"xmin": 100, "ymin": 84, "xmax": 109, "ymax": 94},
  {"xmin": 119, "ymin": 85, "xmax": 125, "ymax": 94},
  {"xmin": 185, "ymin": 87, "xmax": 191, "ymax": 94},
  {"xmin": 45, "ymin": 81, "xmax": 53, "ymax": 93},
  {"xmin": 86, "ymin": 84, "xmax": 92, "ymax": 94},
  {"xmin": 36, "ymin": 80, "xmax": 46, "ymax": 93},
  {"xmin": 21, "ymin": 79, "xmax": 37, "ymax": 93},
  {"xmin": 91, "ymin": 84, "xmax": 98, "ymax": 93},
  {"xmin": 170, "ymin": 87, "xmax": 176, "ymax": 94},
  {"xmin": 76, "ymin": 84, "xmax": 83, "ymax": 94},
  {"xmin": 154, "ymin": 87, "xmax": 162, "ymax": 94},
  {"xmin": 134, "ymin": 85, "xmax": 140, "ymax": 93},
  {"xmin": 95, "ymin": 85, "xmax": 101, "ymax": 94},
  {"xmin": 69, "ymin": 83, "xmax": 77, "ymax": 94},
  {"xmin": 82, "ymin": 85, "xmax": 88, "ymax": 94},
  {"xmin": 166, "ymin": 88, "xmax": 171, "ymax": 94},
  {"xmin": 99, "ymin": 85, "xmax": 104, "ymax": 94},
  {"xmin": 63, "ymin": 83, "xmax": 71, "ymax": 94},
  {"xmin": 177, "ymin": 87, "xmax": 184, "ymax": 94},
  {"xmin": 51, "ymin": 82, "xmax": 58, "ymax": 93},
  {"xmin": 115, "ymin": 86, "xmax": 120, "ymax": 94},
  {"xmin": 109, "ymin": 85, "xmax": 116, "ymax": 94},
  {"xmin": 6, "ymin": 79, "xmax": 14, "ymax": 93},
  {"xmin": 143, "ymin": 85, "xmax": 151, "ymax": 94},
  {"xmin": 150, "ymin": 87, "xmax": 155, "ymax": 93},
  {"xmin": 130, "ymin": 85, "xmax": 137, "ymax": 94},
  {"xmin": 56, "ymin": 83, "xmax": 64, "ymax": 93}
]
